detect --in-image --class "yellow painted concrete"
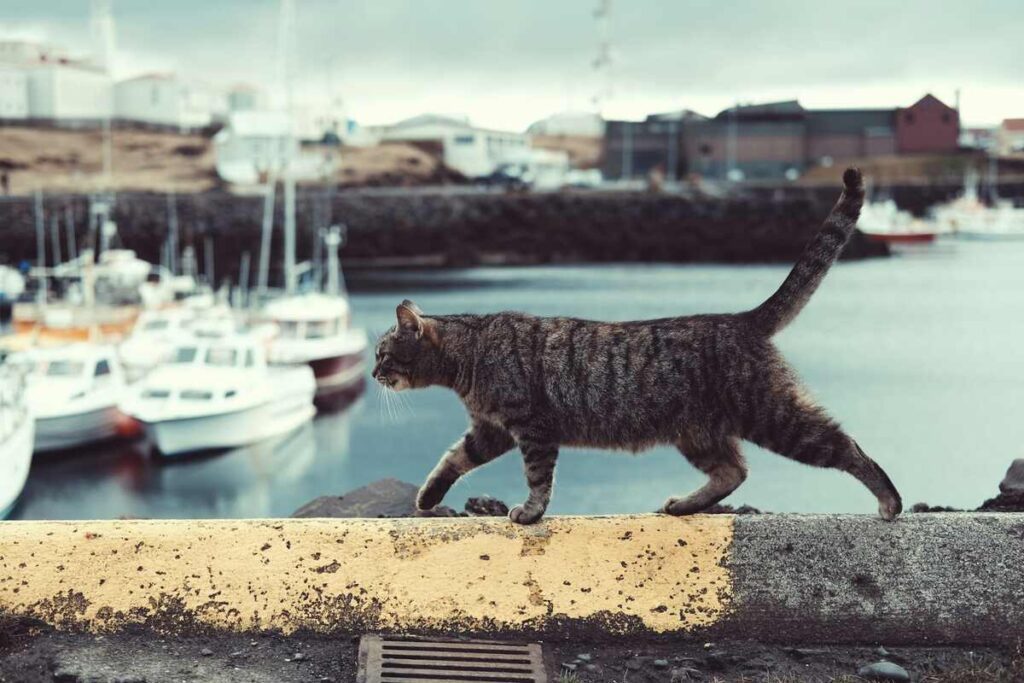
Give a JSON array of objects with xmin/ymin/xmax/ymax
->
[{"xmin": 0, "ymin": 515, "xmax": 734, "ymax": 635}]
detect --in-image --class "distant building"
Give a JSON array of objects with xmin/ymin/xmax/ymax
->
[
  {"xmin": 227, "ymin": 84, "xmax": 264, "ymax": 113},
  {"xmin": 378, "ymin": 114, "xmax": 531, "ymax": 178},
  {"xmin": 114, "ymin": 73, "xmax": 225, "ymax": 131},
  {"xmin": 997, "ymin": 119, "xmax": 1024, "ymax": 155},
  {"xmin": 527, "ymin": 111, "xmax": 605, "ymax": 137},
  {"xmin": 213, "ymin": 110, "xmax": 331, "ymax": 185},
  {"xmin": 602, "ymin": 94, "xmax": 961, "ymax": 181},
  {"xmin": 960, "ymin": 126, "xmax": 997, "ymax": 152},
  {"xmin": 0, "ymin": 66, "xmax": 29, "ymax": 119},
  {"xmin": 894, "ymin": 94, "xmax": 959, "ymax": 154},
  {"xmin": 0, "ymin": 39, "xmax": 112, "ymax": 125}
]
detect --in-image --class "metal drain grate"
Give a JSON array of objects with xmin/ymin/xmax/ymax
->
[{"xmin": 357, "ymin": 635, "xmax": 547, "ymax": 683}]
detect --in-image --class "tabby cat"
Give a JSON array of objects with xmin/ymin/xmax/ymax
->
[{"xmin": 372, "ymin": 168, "xmax": 902, "ymax": 524}]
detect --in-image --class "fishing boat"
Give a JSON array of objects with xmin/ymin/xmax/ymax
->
[
  {"xmin": 265, "ymin": 293, "xmax": 367, "ymax": 403},
  {"xmin": 18, "ymin": 344, "xmax": 131, "ymax": 452},
  {"xmin": 0, "ymin": 361, "xmax": 33, "ymax": 518},
  {"xmin": 261, "ymin": 224, "xmax": 367, "ymax": 405},
  {"xmin": 119, "ymin": 307, "xmax": 199, "ymax": 382},
  {"xmin": 120, "ymin": 333, "xmax": 316, "ymax": 456},
  {"xmin": 858, "ymin": 199, "xmax": 938, "ymax": 244},
  {"xmin": 933, "ymin": 170, "xmax": 1024, "ymax": 241}
]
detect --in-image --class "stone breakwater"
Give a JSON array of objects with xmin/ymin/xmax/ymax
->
[{"xmin": 0, "ymin": 190, "xmax": 886, "ymax": 281}]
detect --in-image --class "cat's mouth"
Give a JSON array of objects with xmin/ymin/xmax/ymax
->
[{"xmin": 376, "ymin": 373, "xmax": 410, "ymax": 391}]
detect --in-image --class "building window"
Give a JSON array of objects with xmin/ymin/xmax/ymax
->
[
  {"xmin": 454, "ymin": 134, "xmax": 475, "ymax": 145},
  {"xmin": 904, "ymin": 112, "xmax": 915, "ymax": 124}
]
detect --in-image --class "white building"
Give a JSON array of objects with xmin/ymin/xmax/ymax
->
[
  {"xmin": 379, "ymin": 114, "xmax": 531, "ymax": 178},
  {"xmin": 24, "ymin": 61, "xmax": 112, "ymax": 122},
  {"xmin": 0, "ymin": 39, "xmax": 112, "ymax": 123},
  {"xmin": 0, "ymin": 66, "xmax": 29, "ymax": 119},
  {"xmin": 527, "ymin": 111, "xmax": 605, "ymax": 137},
  {"xmin": 213, "ymin": 110, "xmax": 331, "ymax": 186},
  {"xmin": 998, "ymin": 119, "xmax": 1024, "ymax": 155},
  {"xmin": 114, "ymin": 73, "xmax": 225, "ymax": 130},
  {"xmin": 227, "ymin": 84, "xmax": 264, "ymax": 113}
]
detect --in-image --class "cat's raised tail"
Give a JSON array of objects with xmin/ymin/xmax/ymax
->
[{"xmin": 749, "ymin": 167, "xmax": 865, "ymax": 336}]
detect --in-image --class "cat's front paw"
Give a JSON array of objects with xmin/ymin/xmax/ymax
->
[
  {"xmin": 509, "ymin": 504, "xmax": 544, "ymax": 525},
  {"xmin": 416, "ymin": 483, "xmax": 446, "ymax": 511},
  {"xmin": 659, "ymin": 497, "xmax": 700, "ymax": 516}
]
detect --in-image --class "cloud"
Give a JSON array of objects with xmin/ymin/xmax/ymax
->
[{"xmin": 2, "ymin": 0, "xmax": 1022, "ymax": 129}]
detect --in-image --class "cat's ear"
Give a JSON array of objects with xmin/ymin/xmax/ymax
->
[{"xmin": 396, "ymin": 300, "xmax": 437, "ymax": 343}]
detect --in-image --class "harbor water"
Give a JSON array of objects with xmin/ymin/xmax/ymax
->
[{"xmin": 10, "ymin": 239, "xmax": 1024, "ymax": 519}]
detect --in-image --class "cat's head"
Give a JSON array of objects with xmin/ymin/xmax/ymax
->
[{"xmin": 372, "ymin": 299, "xmax": 440, "ymax": 391}]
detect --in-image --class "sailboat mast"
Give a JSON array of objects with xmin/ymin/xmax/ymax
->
[{"xmin": 279, "ymin": 0, "xmax": 298, "ymax": 295}]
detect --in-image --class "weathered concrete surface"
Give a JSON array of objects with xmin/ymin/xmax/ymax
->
[
  {"xmin": 1, "ymin": 514, "xmax": 1023, "ymax": 644},
  {"xmin": 0, "ymin": 516, "xmax": 732, "ymax": 637},
  {"xmin": 723, "ymin": 513, "xmax": 1024, "ymax": 645}
]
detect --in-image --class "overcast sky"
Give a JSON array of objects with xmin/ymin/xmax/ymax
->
[{"xmin": 3, "ymin": 0, "xmax": 1022, "ymax": 130}]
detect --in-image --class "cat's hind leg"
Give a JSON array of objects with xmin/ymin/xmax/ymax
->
[
  {"xmin": 416, "ymin": 421, "xmax": 514, "ymax": 511},
  {"xmin": 745, "ymin": 388, "xmax": 902, "ymax": 521},
  {"xmin": 661, "ymin": 436, "xmax": 748, "ymax": 516}
]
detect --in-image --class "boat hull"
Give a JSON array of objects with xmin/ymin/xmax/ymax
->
[
  {"xmin": 309, "ymin": 352, "xmax": 366, "ymax": 400},
  {"xmin": 34, "ymin": 405, "xmax": 124, "ymax": 453},
  {"xmin": 141, "ymin": 392, "xmax": 315, "ymax": 457},
  {"xmin": 0, "ymin": 412, "xmax": 33, "ymax": 518},
  {"xmin": 865, "ymin": 232, "xmax": 937, "ymax": 244}
]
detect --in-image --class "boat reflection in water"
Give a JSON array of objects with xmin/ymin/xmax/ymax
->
[{"xmin": 12, "ymin": 386, "xmax": 361, "ymax": 521}]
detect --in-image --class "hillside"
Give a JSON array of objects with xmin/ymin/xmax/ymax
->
[{"xmin": 0, "ymin": 126, "xmax": 460, "ymax": 194}]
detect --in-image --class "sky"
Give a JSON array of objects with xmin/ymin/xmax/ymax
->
[{"xmin": 2, "ymin": 0, "xmax": 1023, "ymax": 131}]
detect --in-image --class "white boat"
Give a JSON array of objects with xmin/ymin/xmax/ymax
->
[
  {"xmin": 265, "ymin": 293, "xmax": 367, "ymax": 403},
  {"xmin": 121, "ymin": 333, "xmax": 316, "ymax": 456},
  {"xmin": 0, "ymin": 362, "xmax": 33, "ymax": 518},
  {"xmin": 19, "ymin": 344, "xmax": 130, "ymax": 453},
  {"xmin": 933, "ymin": 172, "xmax": 1024, "ymax": 240},
  {"xmin": 119, "ymin": 308, "xmax": 198, "ymax": 381},
  {"xmin": 858, "ymin": 199, "xmax": 939, "ymax": 244}
]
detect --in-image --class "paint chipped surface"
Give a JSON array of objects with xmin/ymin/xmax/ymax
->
[{"xmin": 0, "ymin": 516, "xmax": 733, "ymax": 635}]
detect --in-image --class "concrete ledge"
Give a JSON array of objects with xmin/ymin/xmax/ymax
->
[{"xmin": 0, "ymin": 514, "xmax": 1022, "ymax": 644}]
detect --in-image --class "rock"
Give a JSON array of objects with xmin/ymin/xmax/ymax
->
[
  {"xmin": 909, "ymin": 502, "xmax": 960, "ymax": 513},
  {"xmin": 1000, "ymin": 459, "xmax": 1024, "ymax": 494},
  {"xmin": 625, "ymin": 658, "xmax": 642, "ymax": 670},
  {"xmin": 876, "ymin": 646, "xmax": 891, "ymax": 658},
  {"xmin": 653, "ymin": 659, "xmax": 670, "ymax": 668},
  {"xmin": 561, "ymin": 662, "xmax": 577, "ymax": 672},
  {"xmin": 977, "ymin": 491, "xmax": 1024, "ymax": 512},
  {"xmin": 291, "ymin": 479, "xmax": 420, "ymax": 518},
  {"xmin": 786, "ymin": 647, "xmax": 825, "ymax": 659},
  {"xmin": 671, "ymin": 667, "xmax": 701, "ymax": 682},
  {"xmin": 857, "ymin": 661, "xmax": 910, "ymax": 681},
  {"xmin": 465, "ymin": 496, "xmax": 509, "ymax": 516},
  {"xmin": 229, "ymin": 650, "xmax": 245, "ymax": 658},
  {"xmin": 293, "ymin": 652, "xmax": 307, "ymax": 662},
  {"xmin": 585, "ymin": 664, "xmax": 598, "ymax": 672},
  {"xmin": 200, "ymin": 648, "xmax": 213, "ymax": 657},
  {"xmin": 576, "ymin": 653, "xmax": 592, "ymax": 662}
]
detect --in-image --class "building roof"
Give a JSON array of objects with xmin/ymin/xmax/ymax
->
[
  {"xmin": 646, "ymin": 109, "xmax": 709, "ymax": 122},
  {"xmin": 1002, "ymin": 119, "xmax": 1024, "ymax": 132},
  {"xmin": 389, "ymin": 113, "xmax": 472, "ymax": 130},
  {"xmin": 900, "ymin": 93, "xmax": 955, "ymax": 112},
  {"xmin": 714, "ymin": 100, "xmax": 805, "ymax": 121},
  {"xmin": 806, "ymin": 109, "xmax": 894, "ymax": 134},
  {"xmin": 118, "ymin": 72, "xmax": 177, "ymax": 83}
]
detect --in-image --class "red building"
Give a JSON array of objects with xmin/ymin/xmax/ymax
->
[{"xmin": 895, "ymin": 94, "xmax": 960, "ymax": 154}]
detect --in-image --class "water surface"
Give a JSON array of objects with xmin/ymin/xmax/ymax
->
[{"xmin": 13, "ymin": 240, "xmax": 1024, "ymax": 519}]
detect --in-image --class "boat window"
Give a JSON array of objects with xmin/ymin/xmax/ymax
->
[
  {"xmin": 205, "ymin": 348, "xmax": 238, "ymax": 367},
  {"xmin": 224, "ymin": 389, "xmax": 237, "ymax": 398},
  {"xmin": 142, "ymin": 388, "xmax": 171, "ymax": 399},
  {"xmin": 278, "ymin": 320, "xmax": 301, "ymax": 339},
  {"xmin": 170, "ymin": 347, "xmax": 198, "ymax": 364},
  {"xmin": 44, "ymin": 360, "xmax": 86, "ymax": 377},
  {"xmin": 180, "ymin": 390, "xmax": 213, "ymax": 400},
  {"xmin": 94, "ymin": 360, "xmax": 111, "ymax": 377},
  {"xmin": 306, "ymin": 320, "xmax": 329, "ymax": 339},
  {"xmin": 244, "ymin": 349, "xmax": 255, "ymax": 367},
  {"xmin": 141, "ymin": 320, "xmax": 170, "ymax": 332}
]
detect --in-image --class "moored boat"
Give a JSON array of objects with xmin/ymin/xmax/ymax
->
[
  {"xmin": 858, "ymin": 199, "xmax": 938, "ymax": 244},
  {"xmin": 120, "ymin": 334, "xmax": 316, "ymax": 456},
  {"xmin": 18, "ymin": 344, "xmax": 131, "ymax": 453},
  {"xmin": 0, "ymin": 361, "xmax": 33, "ymax": 517}
]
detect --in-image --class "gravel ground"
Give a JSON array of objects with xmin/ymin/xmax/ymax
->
[{"xmin": 3, "ymin": 620, "xmax": 1022, "ymax": 683}]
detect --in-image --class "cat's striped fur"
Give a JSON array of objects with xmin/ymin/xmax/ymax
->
[{"xmin": 372, "ymin": 168, "xmax": 902, "ymax": 524}]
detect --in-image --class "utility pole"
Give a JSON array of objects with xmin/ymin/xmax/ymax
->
[{"xmin": 726, "ymin": 103, "xmax": 738, "ymax": 181}]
